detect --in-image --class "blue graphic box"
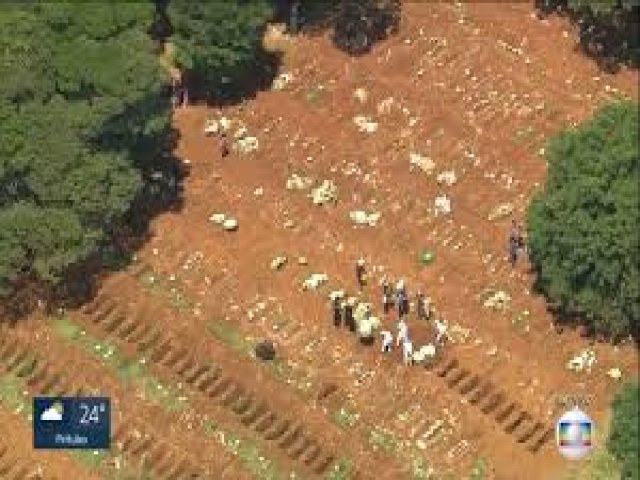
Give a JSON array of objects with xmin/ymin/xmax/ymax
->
[{"xmin": 33, "ymin": 397, "xmax": 111, "ymax": 449}]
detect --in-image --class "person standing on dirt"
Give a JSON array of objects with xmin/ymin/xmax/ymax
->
[
  {"xmin": 416, "ymin": 290, "xmax": 430, "ymax": 321},
  {"xmin": 434, "ymin": 317, "xmax": 448, "ymax": 345},
  {"xmin": 332, "ymin": 296, "xmax": 343, "ymax": 328},
  {"xmin": 381, "ymin": 276, "xmax": 393, "ymax": 315},
  {"xmin": 396, "ymin": 317, "xmax": 408, "ymax": 347},
  {"xmin": 396, "ymin": 279, "xmax": 408, "ymax": 318},
  {"xmin": 344, "ymin": 297, "xmax": 357, "ymax": 333},
  {"xmin": 380, "ymin": 329, "xmax": 393, "ymax": 353},
  {"xmin": 508, "ymin": 220, "xmax": 523, "ymax": 267},
  {"xmin": 355, "ymin": 258, "xmax": 367, "ymax": 293},
  {"xmin": 220, "ymin": 132, "xmax": 230, "ymax": 158},
  {"xmin": 402, "ymin": 338, "xmax": 414, "ymax": 366}
]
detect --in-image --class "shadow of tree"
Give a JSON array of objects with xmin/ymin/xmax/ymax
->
[
  {"xmin": 276, "ymin": 0, "xmax": 401, "ymax": 56},
  {"xmin": 534, "ymin": 0, "xmax": 639, "ymax": 72},
  {"xmin": 191, "ymin": 48, "xmax": 284, "ymax": 107}
]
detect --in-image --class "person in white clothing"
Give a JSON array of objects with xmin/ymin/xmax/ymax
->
[
  {"xmin": 434, "ymin": 318, "xmax": 448, "ymax": 345},
  {"xmin": 402, "ymin": 339, "xmax": 413, "ymax": 365},
  {"xmin": 396, "ymin": 319, "xmax": 408, "ymax": 347},
  {"xmin": 380, "ymin": 330, "xmax": 393, "ymax": 353}
]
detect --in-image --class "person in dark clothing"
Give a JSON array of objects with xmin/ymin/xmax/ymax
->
[
  {"xmin": 381, "ymin": 277, "xmax": 393, "ymax": 315},
  {"xmin": 355, "ymin": 259, "xmax": 367, "ymax": 292},
  {"xmin": 416, "ymin": 291, "xmax": 430, "ymax": 321},
  {"xmin": 396, "ymin": 279, "xmax": 408, "ymax": 318},
  {"xmin": 220, "ymin": 132, "xmax": 230, "ymax": 158},
  {"xmin": 508, "ymin": 220, "xmax": 523, "ymax": 267},
  {"xmin": 332, "ymin": 296, "xmax": 343, "ymax": 328},
  {"xmin": 344, "ymin": 298, "xmax": 357, "ymax": 332}
]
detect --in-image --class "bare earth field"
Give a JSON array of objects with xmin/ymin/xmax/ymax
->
[{"xmin": 1, "ymin": 3, "xmax": 638, "ymax": 480}]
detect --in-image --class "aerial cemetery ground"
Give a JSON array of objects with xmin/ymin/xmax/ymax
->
[{"xmin": 0, "ymin": 2, "xmax": 638, "ymax": 479}]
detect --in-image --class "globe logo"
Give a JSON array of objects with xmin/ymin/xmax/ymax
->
[{"xmin": 556, "ymin": 407, "xmax": 594, "ymax": 460}]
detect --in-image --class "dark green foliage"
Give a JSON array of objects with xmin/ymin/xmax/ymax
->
[
  {"xmin": 608, "ymin": 382, "xmax": 639, "ymax": 480},
  {"xmin": 535, "ymin": 0, "xmax": 639, "ymax": 69},
  {"xmin": 167, "ymin": 1, "xmax": 274, "ymax": 98},
  {"xmin": 273, "ymin": 0, "xmax": 400, "ymax": 55},
  {"xmin": 0, "ymin": 4, "xmax": 172, "ymax": 297},
  {"xmin": 527, "ymin": 101, "xmax": 639, "ymax": 339}
]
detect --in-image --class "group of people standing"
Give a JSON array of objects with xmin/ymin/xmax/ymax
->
[{"xmin": 331, "ymin": 258, "xmax": 446, "ymax": 366}]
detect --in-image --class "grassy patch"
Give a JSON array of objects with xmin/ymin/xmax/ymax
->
[
  {"xmin": 332, "ymin": 406, "xmax": 360, "ymax": 429},
  {"xmin": 510, "ymin": 310, "xmax": 531, "ymax": 332},
  {"xmin": 325, "ymin": 457, "xmax": 354, "ymax": 480},
  {"xmin": 411, "ymin": 457, "xmax": 434, "ymax": 480},
  {"xmin": 208, "ymin": 319, "xmax": 251, "ymax": 353},
  {"xmin": 53, "ymin": 317, "xmax": 187, "ymax": 412},
  {"xmin": 73, "ymin": 450, "xmax": 108, "ymax": 470},
  {"xmin": 138, "ymin": 269, "xmax": 194, "ymax": 312},
  {"xmin": 369, "ymin": 425, "xmax": 401, "ymax": 454},
  {"xmin": 0, "ymin": 373, "xmax": 32, "ymax": 419},
  {"xmin": 203, "ymin": 418, "xmax": 286, "ymax": 480},
  {"xmin": 513, "ymin": 126, "xmax": 537, "ymax": 142},
  {"xmin": 469, "ymin": 457, "xmax": 487, "ymax": 480},
  {"xmin": 305, "ymin": 86, "xmax": 325, "ymax": 105}
]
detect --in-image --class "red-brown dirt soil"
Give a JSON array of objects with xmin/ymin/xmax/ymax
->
[{"xmin": 2, "ymin": 2, "xmax": 638, "ymax": 480}]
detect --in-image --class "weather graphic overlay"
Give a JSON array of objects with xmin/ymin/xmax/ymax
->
[
  {"xmin": 556, "ymin": 407, "xmax": 594, "ymax": 460},
  {"xmin": 33, "ymin": 397, "xmax": 111, "ymax": 449}
]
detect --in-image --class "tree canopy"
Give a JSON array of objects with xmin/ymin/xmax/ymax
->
[
  {"xmin": 0, "ymin": 3, "xmax": 172, "ymax": 299},
  {"xmin": 527, "ymin": 101, "xmax": 639, "ymax": 340},
  {"xmin": 536, "ymin": 0, "xmax": 639, "ymax": 69},
  {"xmin": 166, "ymin": 0, "xmax": 274, "ymax": 99},
  {"xmin": 608, "ymin": 382, "xmax": 639, "ymax": 480}
]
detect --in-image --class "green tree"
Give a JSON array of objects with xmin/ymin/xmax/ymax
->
[
  {"xmin": 527, "ymin": 101, "xmax": 640, "ymax": 340},
  {"xmin": 0, "ymin": 3, "xmax": 172, "ymax": 297},
  {"xmin": 608, "ymin": 382, "xmax": 639, "ymax": 480},
  {"xmin": 167, "ymin": 1, "xmax": 273, "ymax": 96}
]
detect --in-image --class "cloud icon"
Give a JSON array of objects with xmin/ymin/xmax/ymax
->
[{"xmin": 40, "ymin": 402, "xmax": 64, "ymax": 421}]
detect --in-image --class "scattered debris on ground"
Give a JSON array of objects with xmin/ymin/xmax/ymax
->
[
  {"xmin": 271, "ymin": 256, "xmax": 288, "ymax": 271},
  {"xmin": 436, "ymin": 170, "xmax": 458, "ymax": 186},
  {"xmin": 302, "ymin": 273, "xmax": 328, "ymax": 291},
  {"xmin": 566, "ymin": 349, "xmax": 597, "ymax": 373},
  {"xmin": 353, "ymin": 115, "xmax": 379, "ymax": 134},
  {"xmin": 482, "ymin": 289, "xmax": 511, "ymax": 310},
  {"xmin": 310, "ymin": 180, "xmax": 338, "ymax": 205},
  {"xmin": 434, "ymin": 195, "xmax": 452, "ymax": 216},
  {"xmin": 409, "ymin": 153, "xmax": 436, "ymax": 174},
  {"xmin": 349, "ymin": 210, "xmax": 381, "ymax": 227},
  {"xmin": 488, "ymin": 203, "xmax": 514, "ymax": 221}
]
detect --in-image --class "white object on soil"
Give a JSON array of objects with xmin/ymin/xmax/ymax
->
[
  {"xmin": 353, "ymin": 87, "xmax": 368, "ymax": 103},
  {"xmin": 209, "ymin": 213, "xmax": 226, "ymax": 225},
  {"xmin": 434, "ymin": 195, "xmax": 452, "ymax": 216},
  {"xmin": 353, "ymin": 115, "xmax": 378, "ymax": 134},
  {"xmin": 436, "ymin": 170, "xmax": 457, "ymax": 186},
  {"xmin": 309, "ymin": 180, "xmax": 338, "ymax": 205},
  {"xmin": 272, "ymin": 72, "xmax": 294, "ymax": 91},
  {"xmin": 222, "ymin": 218, "xmax": 238, "ymax": 231},
  {"xmin": 270, "ymin": 256, "xmax": 288, "ymax": 270},
  {"xmin": 302, "ymin": 273, "xmax": 328, "ymax": 290},
  {"xmin": 349, "ymin": 210, "xmax": 381, "ymax": 227},
  {"xmin": 482, "ymin": 290, "xmax": 511, "ymax": 310},
  {"xmin": 235, "ymin": 136, "xmax": 259, "ymax": 153},
  {"xmin": 488, "ymin": 203, "xmax": 514, "ymax": 221},
  {"xmin": 566, "ymin": 349, "xmax": 597, "ymax": 373},
  {"xmin": 607, "ymin": 368, "xmax": 622, "ymax": 380},
  {"xmin": 286, "ymin": 174, "xmax": 313, "ymax": 191},
  {"xmin": 409, "ymin": 153, "xmax": 435, "ymax": 175}
]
